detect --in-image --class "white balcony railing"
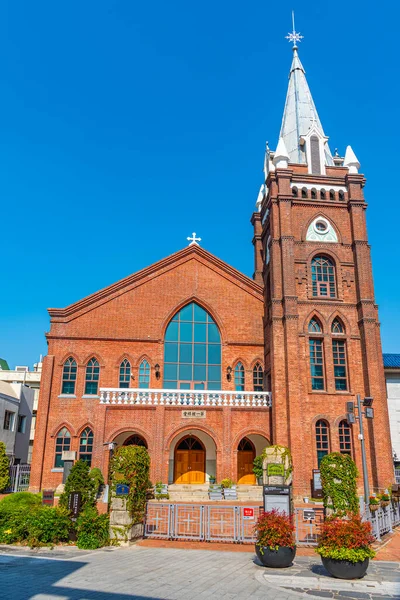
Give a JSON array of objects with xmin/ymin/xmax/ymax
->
[{"xmin": 99, "ymin": 388, "xmax": 272, "ymax": 408}]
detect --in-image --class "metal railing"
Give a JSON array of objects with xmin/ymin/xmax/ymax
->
[
  {"xmin": 100, "ymin": 388, "xmax": 272, "ymax": 408},
  {"xmin": 144, "ymin": 503, "xmax": 262, "ymax": 543},
  {"xmin": 145, "ymin": 503, "xmax": 323, "ymax": 545},
  {"xmin": 367, "ymin": 501, "xmax": 400, "ymax": 541},
  {"xmin": 5, "ymin": 464, "xmax": 31, "ymax": 493}
]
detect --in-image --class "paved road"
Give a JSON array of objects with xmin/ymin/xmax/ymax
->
[{"xmin": 0, "ymin": 545, "xmax": 399, "ymax": 600}]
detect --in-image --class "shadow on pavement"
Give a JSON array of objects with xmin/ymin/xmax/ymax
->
[{"xmin": 0, "ymin": 554, "xmax": 166, "ymax": 600}]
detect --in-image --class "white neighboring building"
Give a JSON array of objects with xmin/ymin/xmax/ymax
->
[
  {"xmin": 0, "ymin": 382, "xmax": 34, "ymax": 464},
  {"xmin": 0, "ymin": 360, "xmax": 42, "ymax": 463},
  {"xmin": 383, "ymin": 354, "xmax": 400, "ymax": 468}
]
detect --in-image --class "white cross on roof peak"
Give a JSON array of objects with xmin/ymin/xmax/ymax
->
[{"xmin": 187, "ymin": 232, "xmax": 201, "ymax": 246}]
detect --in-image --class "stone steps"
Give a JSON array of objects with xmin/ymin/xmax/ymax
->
[{"xmin": 164, "ymin": 484, "xmax": 263, "ymax": 503}]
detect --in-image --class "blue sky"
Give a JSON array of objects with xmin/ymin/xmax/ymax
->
[{"xmin": 0, "ymin": 1, "xmax": 399, "ymax": 368}]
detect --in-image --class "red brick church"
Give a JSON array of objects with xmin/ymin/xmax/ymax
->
[{"xmin": 30, "ymin": 39, "xmax": 394, "ymax": 499}]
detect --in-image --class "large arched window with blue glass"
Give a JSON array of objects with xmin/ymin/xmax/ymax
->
[{"xmin": 164, "ymin": 302, "xmax": 221, "ymax": 390}]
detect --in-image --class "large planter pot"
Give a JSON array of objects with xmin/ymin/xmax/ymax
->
[
  {"xmin": 321, "ymin": 556, "xmax": 369, "ymax": 580},
  {"xmin": 369, "ymin": 504, "xmax": 379, "ymax": 512},
  {"xmin": 255, "ymin": 545, "xmax": 296, "ymax": 568}
]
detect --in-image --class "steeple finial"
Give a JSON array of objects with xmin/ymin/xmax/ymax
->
[{"xmin": 285, "ymin": 11, "xmax": 304, "ymax": 48}]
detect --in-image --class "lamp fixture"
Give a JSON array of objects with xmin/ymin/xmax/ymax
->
[
  {"xmin": 226, "ymin": 366, "xmax": 232, "ymax": 382},
  {"xmin": 155, "ymin": 364, "xmax": 161, "ymax": 379}
]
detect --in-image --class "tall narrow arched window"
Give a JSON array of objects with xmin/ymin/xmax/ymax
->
[
  {"xmin": 292, "ymin": 186, "xmax": 298, "ymax": 198},
  {"xmin": 311, "ymin": 256, "xmax": 336, "ymax": 298},
  {"xmin": 163, "ymin": 302, "xmax": 221, "ymax": 390},
  {"xmin": 301, "ymin": 187, "xmax": 308, "ymax": 199},
  {"xmin": 253, "ymin": 363, "xmax": 263, "ymax": 391},
  {"xmin": 85, "ymin": 358, "xmax": 100, "ymax": 395},
  {"xmin": 309, "ymin": 319, "xmax": 324, "ymax": 390},
  {"xmin": 54, "ymin": 427, "xmax": 71, "ymax": 468},
  {"xmin": 329, "ymin": 190, "xmax": 335, "ymax": 201},
  {"xmin": 339, "ymin": 420, "xmax": 352, "ymax": 456},
  {"xmin": 332, "ymin": 339, "xmax": 348, "ymax": 390},
  {"xmin": 234, "ymin": 362, "xmax": 245, "ymax": 391},
  {"xmin": 320, "ymin": 189, "xmax": 326, "ymax": 200},
  {"xmin": 139, "ymin": 360, "xmax": 150, "ymax": 388},
  {"xmin": 311, "ymin": 188, "xmax": 317, "ymax": 200},
  {"xmin": 119, "ymin": 359, "xmax": 131, "ymax": 388},
  {"xmin": 79, "ymin": 427, "xmax": 94, "ymax": 465},
  {"xmin": 339, "ymin": 190, "xmax": 345, "ymax": 201},
  {"xmin": 61, "ymin": 357, "xmax": 77, "ymax": 394},
  {"xmin": 316, "ymin": 420, "xmax": 330, "ymax": 467}
]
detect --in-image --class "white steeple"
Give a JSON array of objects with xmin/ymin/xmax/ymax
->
[{"xmin": 279, "ymin": 18, "xmax": 333, "ymax": 167}]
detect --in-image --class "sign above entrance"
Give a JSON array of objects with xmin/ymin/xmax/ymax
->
[{"xmin": 182, "ymin": 410, "xmax": 206, "ymax": 418}]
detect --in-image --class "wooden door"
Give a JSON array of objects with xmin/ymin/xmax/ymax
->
[
  {"xmin": 175, "ymin": 450, "xmax": 191, "ymax": 484},
  {"xmin": 237, "ymin": 451, "xmax": 256, "ymax": 485},
  {"xmin": 190, "ymin": 450, "xmax": 205, "ymax": 484}
]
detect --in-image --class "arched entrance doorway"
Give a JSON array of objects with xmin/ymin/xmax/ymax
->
[
  {"xmin": 237, "ymin": 437, "xmax": 256, "ymax": 484},
  {"xmin": 174, "ymin": 435, "xmax": 205, "ymax": 484}
]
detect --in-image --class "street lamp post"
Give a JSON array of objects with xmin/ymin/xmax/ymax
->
[{"xmin": 346, "ymin": 395, "xmax": 374, "ymax": 505}]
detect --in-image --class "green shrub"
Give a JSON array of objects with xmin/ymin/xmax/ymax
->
[
  {"xmin": 75, "ymin": 505, "xmax": 109, "ymax": 549},
  {"xmin": 253, "ymin": 455, "xmax": 264, "ymax": 479},
  {"xmin": 90, "ymin": 467, "xmax": 104, "ymax": 496},
  {"xmin": 0, "ymin": 442, "xmax": 10, "ymax": 492},
  {"xmin": 220, "ymin": 478, "xmax": 235, "ymax": 488},
  {"xmin": 110, "ymin": 446, "xmax": 150, "ymax": 522},
  {"xmin": 0, "ymin": 492, "xmax": 41, "ymax": 510},
  {"xmin": 320, "ymin": 453, "xmax": 359, "ymax": 516},
  {"xmin": 59, "ymin": 460, "xmax": 97, "ymax": 511},
  {"xmin": 26, "ymin": 507, "xmax": 71, "ymax": 547},
  {"xmin": 0, "ymin": 504, "xmax": 70, "ymax": 547}
]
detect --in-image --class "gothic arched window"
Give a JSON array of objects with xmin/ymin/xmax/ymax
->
[
  {"xmin": 311, "ymin": 256, "xmax": 336, "ymax": 298},
  {"xmin": 61, "ymin": 357, "xmax": 77, "ymax": 394},
  {"xmin": 54, "ymin": 427, "xmax": 71, "ymax": 468},
  {"xmin": 333, "ymin": 339, "xmax": 348, "ymax": 390},
  {"xmin": 320, "ymin": 189, "xmax": 326, "ymax": 200},
  {"xmin": 79, "ymin": 428, "xmax": 94, "ymax": 465},
  {"xmin": 316, "ymin": 420, "xmax": 330, "ymax": 467},
  {"xmin": 311, "ymin": 188, "xmax": 317, "ymax": 200},
  {"xmin": 339, "ymin": 420, "xmax": 352, "ymax": 456},
  {"xmin": 292, "ymin": 187, "xmax": 298, "ymax": 198},
  {"xmin": 339, "ymin": 190, "xmax": 345, "ymax": 201},
  {"xmin": 308, "ymin": 318, "xmax": 322, "ymax": 333},
  {"xmin": 253, "ymin": 363, "xmax": 263, "ymax": 391},
  {"xmin": 119, "ymin": 359, "xmax": 131, "ymax": 388},
  {"xmin": 163, "ymin": 302, "xmax": 221, "ymax": 390},
  {"xmin": 329, "ymin": 189, "xmax": 335, "ymax": 201},
  {"xmin": 85, "ymin": 358, "xmax": 100, "ymax": 395},
  {"xmin": 301, "ymin": 187, "xmax": 308, "ymax": 199},
  {"xmin": 234, "ymin": 362, "xmax": 245, "ymax": 391},
  {"xmin": 331, "ymin": 318, "xmax": 345, "ymax": 334},
  {"xmin": 139, "ymin": 360, "xmax": 150, "ymax": 389}
]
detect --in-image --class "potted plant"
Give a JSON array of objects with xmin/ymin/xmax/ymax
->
[
  {"xmin": 369, "ymin": 496, "xmax": 379, "ymax": 512},
  {"xmin": 209, "ymin": 475, "xmax": 216, "ymax": 485},
  {"xmin": 316, "ymin": 513, "xmax": 375, "ymax": 579},
  {"xmin": 221, "ymin": 478, "xmax": 237, "ymax": 499},
  {"xmin": 253, "ymin": 455, "xmax": 264, "ymax": 485},
  {"xmin": 380, "ymin": 493, "xmax": 390, "ymax": 508},
  {"xmin": 254, "ymin": 509, "xmax": 296, "ymax": 568}
]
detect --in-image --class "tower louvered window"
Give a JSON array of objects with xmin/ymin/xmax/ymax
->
[{"xmin": 310, "ymin": 135, "xmax": 321, "ymax": 174}]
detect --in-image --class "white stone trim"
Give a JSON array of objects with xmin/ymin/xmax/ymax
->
[{"xmin": 306, "ymin": 217, "xmax": 338, "ymax": 243}]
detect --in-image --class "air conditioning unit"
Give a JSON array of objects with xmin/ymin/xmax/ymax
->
[{"xmin": 15, "ymin": 366, "xmax": 29, "ymax": 373}]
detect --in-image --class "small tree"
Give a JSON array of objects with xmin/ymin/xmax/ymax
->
[
  {"xmin": 320, "ymin": 453, "xmax": 359, "ymax": 516},
  {"xmin": 110, "ymin": 446, "xmax": 150, "ymax": 523},
  {"xmin": 59, "ymin": 460, "xmax": 96, "ymax": 510},
  {"xmin": 0, "ymin": 442, "xmax": 10, "ymax": 492}
]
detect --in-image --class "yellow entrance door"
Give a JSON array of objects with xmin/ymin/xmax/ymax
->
[
  {"xmin": 237, "ymin": 451, "xmax": 256, "ymax": 484},
  {"xmin": 190, "ymin": 450, "xmax": 205, "ymax": 484},
  {"xmin": 174, "ymin": 436, "xmax": 206, "ymax": 484},
  {"xmin": 175, "ymin": 450, "xmax": 191, "ymax": 484}
]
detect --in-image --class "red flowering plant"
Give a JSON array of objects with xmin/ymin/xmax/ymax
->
[
  {"xmin": 316, "ymin": 513, "xmax": 376, "ymax": 563},
  {"xmin": 254, "ymin": 509, "xmax": 295, "ymax": 553}
]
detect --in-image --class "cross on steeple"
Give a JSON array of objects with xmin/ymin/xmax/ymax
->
[
  {"xmin": 285, "ymin": 11, "xmax": 304, "ymax": 47},
  {"xmin": 187, "ymin": 232, "xmax": 201, "ymax": 246}
]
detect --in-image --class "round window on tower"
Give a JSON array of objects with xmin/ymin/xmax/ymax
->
[{"xmin": 314, "ymin": 218, "xmax": 329, "ymax": 235}]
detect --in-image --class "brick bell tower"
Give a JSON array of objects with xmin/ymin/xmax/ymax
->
[{"xmin": 252, "ymin": 31, "xmax": 394, "ymax": 498}]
